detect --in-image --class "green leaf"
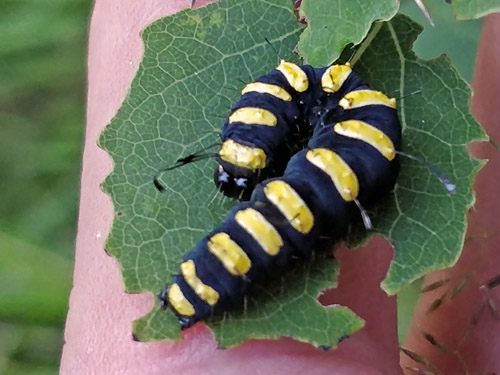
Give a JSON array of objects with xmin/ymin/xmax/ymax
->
[
  {"xmin": 99, "ymin": 0, "xmax": 486, "ymax": 347},
  {"xmin": 297, "ymin": 0, "xmax": 399, "ymax": 65},
  {"xmin": 452, "ymin": 0, "xmax": 500, "ymax": 20}
]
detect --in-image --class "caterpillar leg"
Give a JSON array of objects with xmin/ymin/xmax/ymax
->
[
  {"xmin": 158, "ymin": 287, "xmax": 198, "ymax": 329},
  {"xmin": 178, "ymin": 316, "xmax": 197, "ymax": 330},
  {"xmin": 157, "ymin": 288, "xmax": 169, "ymax": 310}
]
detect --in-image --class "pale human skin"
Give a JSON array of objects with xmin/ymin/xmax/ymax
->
[{"xmin": 60, "ymin": 1, "xmax": 500, "ymax": 373}]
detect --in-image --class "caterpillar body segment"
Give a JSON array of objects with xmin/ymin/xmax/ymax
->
[{"xmin": 309, "ymin": 123, "xmax": 401, "ymax": 204}]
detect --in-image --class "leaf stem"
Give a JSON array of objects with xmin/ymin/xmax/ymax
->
[{"xmin": 350, "ymin": 22, "xmax": 383, "ymax": 67}]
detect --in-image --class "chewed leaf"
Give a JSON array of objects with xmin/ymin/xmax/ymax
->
[
  {"xmin": 297, "ymin": 0, "xmax": 399, "ymax": 66},
  {"xmin": 349, "ymin": 16, "xmax": 486, "ymax": 293},
  {"xmin": 99, "ymin": 0, "xmax": 486, "ymax": 348}
]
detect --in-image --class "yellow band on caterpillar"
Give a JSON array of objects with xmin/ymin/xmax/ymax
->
[
  {"xmin": 168, "ymin": 283, "xmax": 195, "ymax": 316},
  {"xmin": 334, "ymin": 120, "xmax": 396, "ymax": 161},
  {"xmin": 277, "ymin": 60, "xmax": 309, "ymax": 93},
  {"xmin": 235, "ymin": 208, "xmax": 283, "ymax": 256},
  {"xmin": 229, "ymin": 107, "xmax": 277, "ymax": 126},
  {"xmin": 339, "ymin": 90, "xmax": 396, "ymax": 109},
  {"xmin": 207, "ymin": 232, "xmax": 251, "ymax": 276},
  {"xmin": 181, "ymin": 260, "xmax": 220, "ymax": 306},
  {"xmin": 306, "ymin": 148, "xmax": 359, "ymax": 201},
  {"xmin": 321, "ymin": 64, "xmax": 352, "ymax": 93},
  {"xmin": 264, "ymin": 180, "xmax": 314, "ymax": 234},
  {"xmin": 241, "ymin": 82, "xmax": 292, "ymax": 101},
  {"xmin": 219, "ymin": 139, "xmax": 266, "ymax": 169}
]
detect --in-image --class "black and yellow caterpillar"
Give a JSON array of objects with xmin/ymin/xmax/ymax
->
[{"xmin": 158, "ymin": 61, "xmax": 401, "ymax": 328}]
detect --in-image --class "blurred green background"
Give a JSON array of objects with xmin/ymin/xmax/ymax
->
[
  {"xmin": 0, "ymin": 0, "xmax": 92, "ymax": 374},
  {"xmin": 0, "ymin": 0, "xmax": 482, "ymax": 374}
]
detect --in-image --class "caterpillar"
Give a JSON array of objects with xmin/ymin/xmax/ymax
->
[{"xmin": 158, "ymin": 61, "xmax": 402, "ymax": 328}]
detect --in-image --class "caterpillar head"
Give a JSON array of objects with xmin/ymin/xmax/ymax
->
[{"xmin": 214, "ymin": 163, "xmax": 258, "ymax": 200}]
